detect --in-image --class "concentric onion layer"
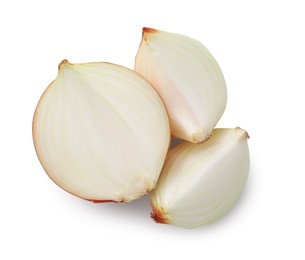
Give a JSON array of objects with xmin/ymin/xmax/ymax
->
[
  {"xmin": 33, "ymin": 60, "xmax": 170, "ymax": 202},
  {"xmin": 135, "ymin": 28, "xmax": 227, "ymax": 143},
  {"xmin": 150, "ymin": 128, "xmax": 250, "ymax": 228}
]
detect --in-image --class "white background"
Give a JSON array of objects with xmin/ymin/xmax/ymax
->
[{"xmin": 1, "ymin": 0, "xmax": 304, "ymax": 259}]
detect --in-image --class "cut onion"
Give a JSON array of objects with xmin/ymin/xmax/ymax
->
[
  {"xmin": 150, "ymin": 127, "xmax": 250, "ymax": 228},
  {"xmin": 135, "ymin": 28, "xmax": 227, "ymax": 143},
  {"xmin": 33, "ymin": 60, "xmax": 170, "ymax": 202}
]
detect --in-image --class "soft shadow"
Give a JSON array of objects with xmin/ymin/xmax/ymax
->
[
  {"xmin": 170, "ymin": 136, "xmax": 182, "ymax": 148},
  {"xmin": 100, "ymin": 193, "xmax": 151, "ymax": 217},
  {"xmin": 64, "ymin": 150, "xmax": 255, "ymax": 233},
  {"xmin": 62, "ymin": 192, "xmax": 152, "ymax": 228}
]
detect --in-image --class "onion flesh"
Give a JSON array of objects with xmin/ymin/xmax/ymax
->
[{"xmin": 33, "ymin": 60, "xmax": 170, "ymax": 202}]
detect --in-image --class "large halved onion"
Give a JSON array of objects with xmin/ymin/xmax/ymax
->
[{"xmin": 33, "ymin": 60, "xmax": 170, "ymax": 202}]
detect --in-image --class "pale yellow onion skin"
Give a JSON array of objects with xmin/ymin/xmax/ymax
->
[
  {"xmin": 33, "ymin": 60, "xmax": 170, "ymax": 202},
  {"xmin": 150, "ymin": 128, "xmax": 250, "ymax": 229},
  {"xmin": 135, "ymin": 28, "xmax": 227, "ymax": 143}
]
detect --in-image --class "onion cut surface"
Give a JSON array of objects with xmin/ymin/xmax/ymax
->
[
  {"xmin": 150, "ymin": 128, "xmax": 250, "ymax": 228},
  {"xmin": 135, "ymin": 28, "xmax": 227, "ymax": 143},
  {"xmin": 33, "ymin": 60, "xmax": 170, "ymax": 202}
]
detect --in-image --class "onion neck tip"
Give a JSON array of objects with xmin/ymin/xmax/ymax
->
[
  {"xmin": 58, "ymin": 59, "xmax": 71, "ymax": 71},
  {"xmin": 191, "ymin": 128, "xmax": 210, "ymax": 143},
  {"xmin": 234, "ymin": 127, "xmax": 250, "ymax": 139},
  {"xmin": 142, "ymin": 27, "xmax": 158, "ymax": 41},
  {"xmin": 150, "ymin": 207, "xmax": 168, "ymax": 224}
]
